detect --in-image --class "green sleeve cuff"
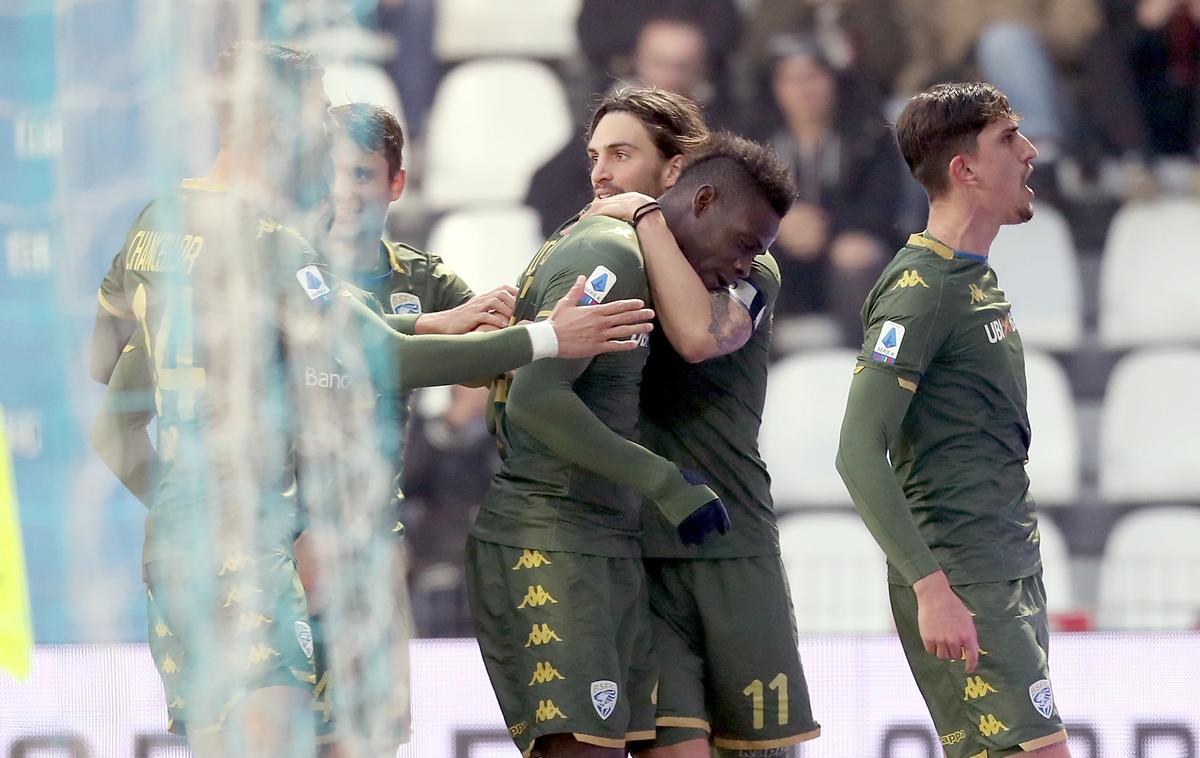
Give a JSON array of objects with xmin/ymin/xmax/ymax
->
[{"xmin": 385, "ymin": 313, "xmax": 421, "ymax": 336}]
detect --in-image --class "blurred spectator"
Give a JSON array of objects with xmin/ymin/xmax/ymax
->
[
  {"xmin": 527, "ymin": 6, "xmax": 741, "ymax": 237},
  {"xmin": 741, "ymin": 0, "xmax": 909, "ymax": 106},
  {"xmin": 1128, "ymin": 0, "xmax": 1200, "ymax": 156},
  {"xmin": 402, "ymin": 385, "xmax": 496, "ymax": 637},
  {"xmin": 374, "ymin": 0, "xmax": 437, "ymax": 140},
  {"xmin": 764, "ymin": 36, "xmax": 908, "ymax": 344},
  {"xmin": 894, "ymin": 0, "xmax": 1102, "ymax": 195}
]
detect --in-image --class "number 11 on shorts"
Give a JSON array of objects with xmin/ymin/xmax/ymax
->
[{"xmin": 743, "ymin": 672, "xmax": 788, "ymax": 729}]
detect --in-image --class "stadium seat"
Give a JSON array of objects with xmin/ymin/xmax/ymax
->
[
  {"xmin": 778, "ymin": 512, "xmax": 892, "ymax": 634},
  {"xmin": 322, "ymin": 61, "xmax": 405, "ymax": 128},
  {"xmin": 1098, "ymin": 198, "xmax": 1200, "ymax": 347},
  {"xmin": 760, "ymin": 350, "xmax": 858, "ymax": 510},
  {"xmin": 1096, "ymin": 505, "xmax": 1200, "ymax": 630},
  {"xmin": 424, "ymin": 59, "xmax": 573, "ymax": 210},
  {"xmin": 1035, "ymin": 512, "xmax": 1075, "ymax": 616},
  {"xmin": 434, "ymin": 0, "xmax": 581, "ymax": 60},
  {"xmin": 1023, "ymin": 350, "xmax": 1079, "ymax": 505},
  {"xmin": 425, "ymin": 206, "xmax": 542, "ymax": 293},
  {"xmin": 1098, "ymin": 349, "xmax": 1200, "ymax": 503},
  {"xmin": 989, "ymin": 204, "xmax": 1083, "ymax": 351}
]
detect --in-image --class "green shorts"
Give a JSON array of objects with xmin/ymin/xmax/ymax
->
[
  {"xmin": 643, "ymin": 556, "xmax": 820, "ymax": 753},
  {"xmin": 310, "ymin": 544, "xmax": 413, "ymax": 749},
  {"xmin": 890, "ymin": 573, "xmax": 1067, "ymax": 757},
  {"xmin": 145, "ymin": 548, "xmax": 315, "ymax": 737},
  {"xmin": 465, "ymin": 537, "xmax": 657, "ymax": 757}
]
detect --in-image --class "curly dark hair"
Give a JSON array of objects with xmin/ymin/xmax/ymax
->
[
  {"xmin": 677, "ymin": 132, "xmax": 796, "ymax": 217},
  {"xmin": 588, "ymin": 86, "xmax": 709, "ymax": 160},
  {"xmin": 212, "ymin": 42, "xmax": 324, "ymax": 138},
  {"xmin": 896, "ymin": 81, "xmax": 1018, "ymax": 199},
  {"xmin": 329, "ymin": 103, "xmax": 405, "ymax": 180}
]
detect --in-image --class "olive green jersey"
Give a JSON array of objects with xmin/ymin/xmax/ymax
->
[
  {"xmin": 102, "ymin": 181, "xmax": 335, "ymax": 564},
  {"xmin": 472, "ymin": 216, "xmax": 652, "ymax": 557},
  {"xmin": 363, "ymin": 240, "xmax": 474, "ymax": 330},
  {"xmin": 640, "ymin": 253, "xmax": 782, "ymax": 559},
  {"xmin": 855, "ymin": 233, "xmax": 1041, "ymax": 585}
]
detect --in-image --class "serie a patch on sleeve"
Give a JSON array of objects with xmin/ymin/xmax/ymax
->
[
  {"xmin": 296, "ymin": 264, "xmax": 332, "ymax": 307},
  {"xmin": 729, "ymin": 278, "xmax": 768, "ymax": 329},
  {"xmin": 871, "ymin": 320, "xmax": 904, "ymax": 364},
  {"xmin": 579, "ymin": 265, "xmax": 616, "ymax": 305}
]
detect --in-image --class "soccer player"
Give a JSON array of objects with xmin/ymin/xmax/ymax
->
[
  {"xmin": 585, "ymin": 134, "xmax": 820, "ymax": 756},
  {"xmin": 465, "ymin": 116, "xmax": 790, "ymax": 758},
  {"xmin": 836, "ymin": 81, "xmax": 1069, "ymax": 758},
  {"xmin": 89, "ymin": 43, "xmax": 654, "ymax": 758}
]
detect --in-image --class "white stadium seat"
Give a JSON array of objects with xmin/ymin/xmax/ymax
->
[
  {"xmin": 760, "ymin": 350, "xmax": 858, "ymax": 510},
  {"xmin": 1096, "ymin": 505, "xmax": 1200, "ymax": 630},
  {"xmin": 1099, "ymin": 198, "xmax": 1200, "ymax": 347},
  {"xmin": 425, "ymin": 206, "xmax": 542, "ymax": 293},
  {"xmin": 990, "ymin": 203, "xmax": 1083, "ymax": 351},
  {"xmin": 435, "ymin": 0, "xmax": 581, "ymax": 60},
  {"xmin": 778, "ymin": 512, "xmax": 893, "ymax": 634},
  {"xmin": 322, "ymin": 61, "xmax": 405, "ymax": 128},
  {"xmin": 424, "ymin": 58, "xmax": 573, "ymax": 210},
  {"xmin": 1035, "ymin": 512, "xmax": 1075, "ymax": 615},
  {"xmin": 1023, "ymin": 350, "xmax": 1079, "ymax": 505},
  {"xmin": 1099, "ymin": 349, "xmax": 1200, "ymax": 502}
]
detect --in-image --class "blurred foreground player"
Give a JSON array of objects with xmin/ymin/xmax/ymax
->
[{"xmin": 836, "ymin": 82, "xmax": 1070, "ymax": 758}]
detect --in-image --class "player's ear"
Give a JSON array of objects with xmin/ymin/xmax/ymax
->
[
  {"xmin": 390, "ymin": 167, "xmax": 407, "ymax": 202},
  {"xmin": 692, "ymin": 184, "xmax": 716, "ymax": 217},
  {"xmin": 948, "ymin": 154, "xmax": 975, "ymax": 187},
  {"xmin": 661, "ymin": 154, "xmax": 685, "ymax": 190}
]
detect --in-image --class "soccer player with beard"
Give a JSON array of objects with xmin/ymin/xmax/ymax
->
[{"xmin": 836, "ymin": 82, "xmax": 1070, "ymax": 758}]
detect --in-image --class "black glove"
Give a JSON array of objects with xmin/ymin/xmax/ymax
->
[{"xmin": 676, "ymin": 469, "xmax": 731, "ymax": 546}]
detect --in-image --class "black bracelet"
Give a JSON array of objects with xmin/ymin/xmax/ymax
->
[{"xmin": 631, "ymin": 201, "xmax": 661, "ymax": 228}]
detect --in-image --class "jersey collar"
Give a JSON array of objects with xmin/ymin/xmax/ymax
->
[{"xmin": 907, "ymin": 231, "xmax": 988, "ymax": 263}]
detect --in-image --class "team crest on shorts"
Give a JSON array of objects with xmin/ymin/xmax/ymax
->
[
  {"xmin": 590, "ymin": 680, "xmax": 618, "ymax": 720},
  {"xmin": 1028, "ymin": 679, "xmax": 1054, "ymax": 718},
  {"xmin": 294, "ymin": 620, "xmax": 314, "ymax": 659},
  {"xmin": 390, "ymin": 292, "xmax": 422, "ymax": 315}
]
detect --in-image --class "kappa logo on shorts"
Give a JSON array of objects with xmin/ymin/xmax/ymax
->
[
  {"xmin": 517, "ymin": 585, "xmax": 558, "ymax": 608},
  {"xmin": 590, "ymin": 680, "xmax": 618, "ymax": 720},
  {"xmin": 536, "ymin": 699, "xmax": 567, "ymax": 722},
  {"xmin": 1029, "ymin": 678, "xmax": 1055, "ymax": 718},
  {"xmin": 977, "ymin": 713, "xmax": 1008, "ymax": 737},
  {"xmin": 529, "ymin": 661, "xmax": 566, "ymax": 685},
  {"xmin": 526, "ymin": 624, "xmax": 563, "ymax": 647},
  {"xmin": 872, "ymin": 321, "xmax": 905, "ymax": 364},
  {"xmin": 580, "ymin": 265, "xmax": 617, "ymax": 305},
  {"xmin": 297, "ymin": 265, "xmax": 332, "ymax": 305},
  {"xmin": 512, "ymin": 549, "xmax": 552, "ymax": 570},
  {"xmin": 963, "ymin": 676, "xmax": 998, "ymax": 701},
  {"xmin": 294, "ymin": 620, "xmax": 314, "ymax": 659}
]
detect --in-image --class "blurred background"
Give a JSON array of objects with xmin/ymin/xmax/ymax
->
[{"xmin": 0, "ymin": 0, "xmax": 1198, "ymax": 755}]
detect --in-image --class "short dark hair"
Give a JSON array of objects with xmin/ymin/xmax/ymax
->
[
  {"xmin": 329, "ymin": 103, "xmax": 405, "ymax": 180},
  {"xmin": 895, "ymin": 81, "xmax": 1018, "ymax": 198},
  {"xmin": 212, "ymin": 42, "xmax": 324, "ymax": 138},
  {"xmin": 677, "ymin": 132, "xmax": 795, "ymax": 217},
  {"xmin": 588, "ymin": 87, "xmax": 709, "ymax": 160}
]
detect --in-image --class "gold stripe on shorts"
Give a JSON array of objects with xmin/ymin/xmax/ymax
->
[
  {"xmin": 656, "ymin": 716, "xmax": 711, "ymax": 733},
  {"xmin": 714, "ymin": 726, "xmax": 822, "ymax": 750},
  {"xmin": 1020, "ymin": 728, "xmax": 1068, "ymax": 752}
]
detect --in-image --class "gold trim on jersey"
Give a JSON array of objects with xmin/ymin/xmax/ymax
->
[
  {"xmin": 98, "ymin": 289, "xmax": 133, "ymax": 319},
  {"xmin": 626, "ymin": 730, "xmax": 656, "ymax": 741},
  {"xmin": 179, "ymin": 178, "xmax": 228, "ymax": 192},
  {"xmin": 657, "ymin": 716, "xmax": 711, "ymax": 732},
  {"xmin": 571, "ymin": 733, "xmax": 625, "ymax": 749},
  {"xmin": 907, "ymin": 232, "xmax": 954, "ymax": 260},
  {"xmin": 713, "ymin": 726, "xmax": 822, "ymax": 749},
  {"xmin": 898, "ymin": 377, "xmax": 918, "ymax": 392},
  {"xmin": 1019, "ymin": 728, "xmax": 1068, "ymax": 751}
]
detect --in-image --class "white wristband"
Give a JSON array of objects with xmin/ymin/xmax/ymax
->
[{"xmin": 524, "ymin": 319, "xmax": 559, "ymax": 360}]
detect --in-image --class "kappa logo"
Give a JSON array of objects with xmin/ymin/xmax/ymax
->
[
  {"xmin": 509, "ymin": 721, "xmax": 528, "ymax": 737},
  {"xmin": 580, "ymin": 265, "xmax": 617, "ymax": 305},
  {"xmin": 294, "ymin": 620, "xmax": 314, "ymax": 659},
  {"xmin": 223, "ymin": 583, "xmax": 263, "ymax": 608},
  {"xmin": 161, "ymin": 655, "xmax": 179, "ymax": 674},
  {"xmin": 963, "ymin": 676, "xmax": 998, "ymax": 701},
  {"xmin": 246, "ymin": 644, "xmax": 281, "ymax": 667},
  {"xmin": 535, "ymin": 699, "xmax": 567, "ymax": 722},
  {"xmin": 154, "ymin": 621, "xmax": 172, "ymax": 638},
  {"xmin": 390, "ymin": 291, "xmax": 422, "ymax": 315},
  {"xmin": 218, "ymin": 554, "xmax": 250, "ymax": 575},
  {"xmin": 296, "ymin": 265, "xmax": 332, "ymax": 305},
  {"xmin": 236, "ymin": 613, "xmax": 272, "ymax": 631},
  {"xmin": 940, "ymin": 730, "xmax": 967, "ymax": 746},
  {"xmin": 891, "ymin": 269, "xmax": 929, "ymax": 290},
  {"xmin": 872, "ymin": 320, "xmax": 905, "ymax": 365},
  {"xmin": 529, "ymin": 661, "xmax": 566, "ymax": 685},
  {"xmin": 969, "ymin": 283, "xmax": 986, "ymax": 304},
  {"xmin": 978, "ymin": 714, "xmax": 1009, "ymax": 737},
  {"xmin": 525, "ymin": 623, "xmax": 564, "ymax": 647},
  {"xmin": 590, "ymin": 680, "xmax": 619, "ymax": 720},
  {"xmin": 512, "ymin": 549, "xmax": 552, "ymax": 571},
  {"xmin": 1029, "ymin": 679, "xmax": 1055, "ymax": 718},
  {"xmin": 517, "ymin": 585, "xmax": 558, "ymax": 608}
]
